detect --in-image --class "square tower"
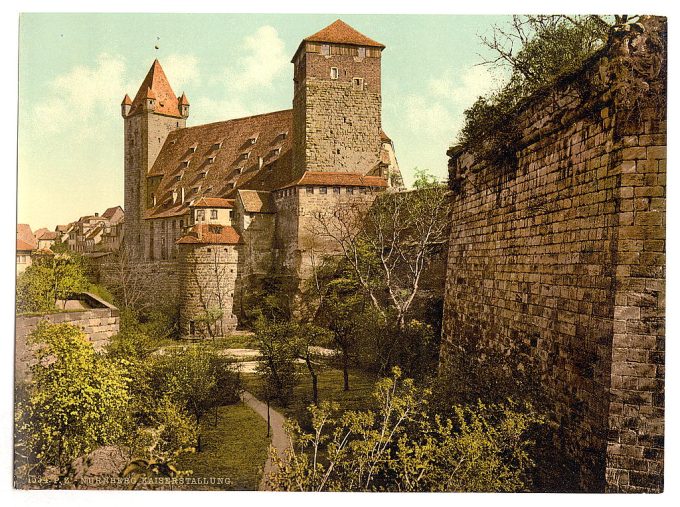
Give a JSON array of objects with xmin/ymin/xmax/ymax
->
[
  {"xmin": 121, "ymin": 60, "xmax": 190, "ymax": 257},
  {"xmin": 291, "ymin": 20, "xmax": 385, "ymax": 178}
]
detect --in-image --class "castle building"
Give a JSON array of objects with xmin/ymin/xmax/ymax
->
[{"xmin": 121, "ymin": 20, "xmax": 402, "ymax": 336}]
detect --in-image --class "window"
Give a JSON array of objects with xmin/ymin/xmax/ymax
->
[
  {"xmin": 321, "ymin": 44, "xmax": 330, "ymax": 55},
  {"xmin": 358, "ymin": 47, "xmax": 366, "ymax": 58},
  {"xmin": 211, "ymin": 209, "xmax": 218, "ymax": 219},
  {"xmin": 306, "ymin": 187, "xmax": 314, "ymax": 194},
  {"xmin": 333, "ymin": 186, "xmax": 340, "ymax": 194},
  {"xmin": 347, "ymin": 187, "xmax": 354, "ymax": 194},
  {"xmin": 319, "ymin": 186, "xmax": 328, "ymax": 194},
  {"xmin": 330, "ymin": 67, "xmax": 339, "ymax": 80},
  {"xmin": 182, "ymin": 160, "xmax": 190, "ymax": 168},
  {"xmin": 196, "ymin": 209, "xmax": 205, "ymax": 220},
  {"xmin": 352, "ymin": 77, "xmax": 364, "ymax": 90}
]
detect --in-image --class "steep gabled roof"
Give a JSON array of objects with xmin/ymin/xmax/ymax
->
[
  {"xmin": 303, "ymin": 19, "xmax": 385, "ymax": 48},
  {"xmin": 145, "ymin": 109, "xmax": 294, "ymax": 219},
  {"xmin": 37, "ymin": 230, "xmax": 58, "ymax": 241},
  {"xmin": 102, "ymin": 205, "xmax": 124, "ymax": 220},
  {"xmin": 16, "ymin": 239, "xmax": 34, "ymax": 252},
  {"xmin": 238, "ymin": 190, "xmax": 274, "ymax": 214},
  {"xmin": 17, "ymin": 224, "xmax": 36, "ymax": 248},
  {"xmin": 192, "ymin": 197, "xmax": 234, "ymax": 208},
  {"xmin": 127, "ymin": 60, "xmax": 182, "ymax": 118},
  {"xmin": 176, "ymin": 224, "xmax": 242, "ymax": 245}
]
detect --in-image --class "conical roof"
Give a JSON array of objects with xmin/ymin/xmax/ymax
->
[
  {"xmin": 129, "ymin": 59, "xmax": 182, "ymax": 117},
  {"xmin": 121, "ymin": 94, "xmax": 132, "ymax": 105},
  {"xmin": 179, "ymin": 92, "xmax": 190, "ymax": 106}
]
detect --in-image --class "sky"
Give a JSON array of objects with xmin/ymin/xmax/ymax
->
[{"xmin": 18, "ymin": 13, "xmax": 510, "ymax": 229}]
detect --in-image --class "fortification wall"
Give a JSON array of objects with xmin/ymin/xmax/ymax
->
[
  {"xmin": 440, "ymin": 17, "xmax": 665, "ymax": 493},
  {"xmin": 15, "ymin": 293, "xmax": 120, "ymax": 381},
  {"xmin": 178, "ymin": 244, "xmax": 239, "ymax": 337}
]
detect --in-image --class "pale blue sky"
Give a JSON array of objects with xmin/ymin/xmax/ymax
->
[{"xmin": 18, "ymin": 13, "xmax": 509, "ymax": 229}]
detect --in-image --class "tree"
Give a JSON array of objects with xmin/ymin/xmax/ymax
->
[
  {"xmin": 310, "ymin": 178, "xmax": 450, "ymax": 332},
  {"xmin": 317, "ymin": 276, "xmax": 364, "ymax": 391},
  {"xmin": 15, "ymin": 322, "xmax": 131, "ymax": 482},
  {"xmin": 149, "ymin": 346, "xmax": 242, "ymax": 452},
  {"xmin": 254, "ymin": 318, "xmax": 300, "ymax": 407},
  {"xmin": 267, "ymin": 368, "xmax": 543, "ymax": 492},
  {"xmin": 102, "ymin": 243, "xmax": 161, "ymax": 312},
  {"xmin": 16, "ymin": 253, "xmax": 89, "ymax": 313},
  {"xmin": 457, "ymin": 16, "xmax": 614, "ymax": 172},
  {"xmin": 295, "ymin": 324, "xmax": 333, "ymax": 405}
]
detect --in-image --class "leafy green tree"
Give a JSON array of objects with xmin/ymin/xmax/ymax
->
[
  {"xmin": 295, "ymin": 323, "xmax": 333, "ymax": 405},
  {"xmin": 457, "ymin": 16, "xmax": 613, "ymax": 172},
  {"xmin": 267, "ymin": 368, "xmax": 543, "ymax": 492},
  {"xmin": 148, "ymin": 346, "xmax": 242, "ymax": 451},
  {"xmin": 16, "ymin": 265, "xmax": 55, "ymax": 313},
  {"xmin": 15, "ymin": 322, "xmax": 131, "ymax": 481},
  {"xmin": 254, "ymin": 317, "xmax": 300, "ymax": 406},
  {"xmin": 16, "ymin": 253, "xmax": 89, "ymax": 313}
]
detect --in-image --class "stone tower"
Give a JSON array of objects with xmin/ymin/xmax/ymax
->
[
  {"xmin": 121, "ymin": 60, "xmax": 190, "ymax": 257},
  {"xmin": 291, "ymin": 19, "xmax": 385, "ymax": 177}
]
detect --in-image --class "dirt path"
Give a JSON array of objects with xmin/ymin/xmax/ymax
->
[{"xmin": 241, "ymin": 391, "xmax": 290, "ymax": 491}]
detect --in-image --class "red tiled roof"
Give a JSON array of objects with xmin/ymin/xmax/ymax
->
[
  {"xmin": 238, "ymin": 190, "xmax": 274, "ymax": 213},
  {"xmin": 37, "ymin": 230, "xmax": 58, "ymax": 241},
  {"xmin": 303, "ymin": 19, "xmax": 385, "ymax": 49},
  {"xmin": 179, "ymin": 92, "xmax": 190, "ymax": 106},
  {"xmin": 17, "ymin": 224, "xmax": 35, "ymax": 248},
  {"xmin": 121, "ymin": 94, "xmax": 132, "ymax": 106},
  {"xmin": 16, "ymin": 239, "xmax": 33, "ymax": 252},
  {"xmin": 102, "ymin": 205, "xmax": 123, "ymax": 219},
  {"xmin": 278, "ymin": 171, "xmax": 388, "ymax": 190},
  {"xmin": 176, "ymin": 224, "xmax": 242, "ymax": 245},
  {"xmin": 145, "ymin": 109, "xmax": 294, "ymax": 219},
  {"xmin": 127, "ymin": 60, "xmax": 182, "ymax": 118},
  {"xmin": 192, "ymin": 197, "xmax": 234, "ymax": 208}
]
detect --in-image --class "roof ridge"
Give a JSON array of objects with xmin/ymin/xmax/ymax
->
[{"xmin": 169, "ymin": 108, "xmax": 294, "ymax": 135}]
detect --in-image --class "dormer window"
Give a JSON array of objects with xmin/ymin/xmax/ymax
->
[
  {"xmin": 212, "ymin": 142, "xmax": 222, "ymax": 150},
  {"xmin": 175, "ymin": 174, "xmax": 182, "ymax": 183},
  {"xmin": 247, "ymin": 135, "xmax": 258, "ymax": 145},
  {"xmin": 241, "ymin": 152, "xmax": 251, "ymax": 160},
  {"xmin": 227, "ymin": 182, "xmax": 235, "ymax": 189},
  {"xmin": 182, "ymin": 160, "xmax": 190, "ymax": 168},
  {"xmin": 199, "ymin": 171, "xmax": 208, "ymax": 178},
  {"xmin": 330, "ymin": 67, "xmax": 339, "ymax": 80},
  {"xmin": 235, "ymin": 167, "xmax": 243, "ymax": 175},
  {"xmin": 270, "ymin": 147, "xmax": 281, "ymax": 157},
  {"xmin": 208, "ymin": 157, "xmax": 215, "ymax": 164},
  {"xmin": 192, "ymin": 186, "xmax": 200, "ymax": 194},
  {"xmin": 278, "ymin": 131, "xmax": 288, "ymax": 140},
  {"xmin": 189, "ymin": 146, "xmax": 197, "ymax": 153}
]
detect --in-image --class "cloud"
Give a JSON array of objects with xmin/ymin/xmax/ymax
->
[
  {"xmin": 163, "ymin": 53, "xmax": 200, "ymax": 94},
  {"xmin": 231, "ymin": 25, "xmax": 288, "ymax": 90},
  {"xmin": 30, "ymin": 53, "xmax": 127, "ymax": 134},
  {"xmin": 428, "ymin": 65, "xmax": 497, "ymax": 105}
]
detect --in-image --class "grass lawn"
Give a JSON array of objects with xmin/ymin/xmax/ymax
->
[
  {"xmin": 175, "ymin": 402, "xmax": 270, "ymax": 491},
  {"xmin": 244, "ymin": 367, "xmax": 379, "ymax": 426}
]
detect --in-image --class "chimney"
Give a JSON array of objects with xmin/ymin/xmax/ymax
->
[{"xmin": 95, "ymin": 212, "xmax": 99, "ymax": 217}]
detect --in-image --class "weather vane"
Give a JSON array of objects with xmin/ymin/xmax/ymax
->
[{"xmin": 154, "ymin": 36, "xmax": 160, "ymax": 52}]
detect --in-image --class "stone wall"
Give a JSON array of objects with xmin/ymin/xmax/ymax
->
[
  {"xmin": 15, "ymin": 293, "xmax": 120, "ymax": 381},
  {"xmin": 178, "ymin": 244, "xmax": 239, "ymax": 337},
  {"xmin": 294, "ymin": 79, "xmax": 381, "ymax": 177},
  {"xmin": 440, "ymin": 17, "xmax": 665, "ymax": 493}
]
